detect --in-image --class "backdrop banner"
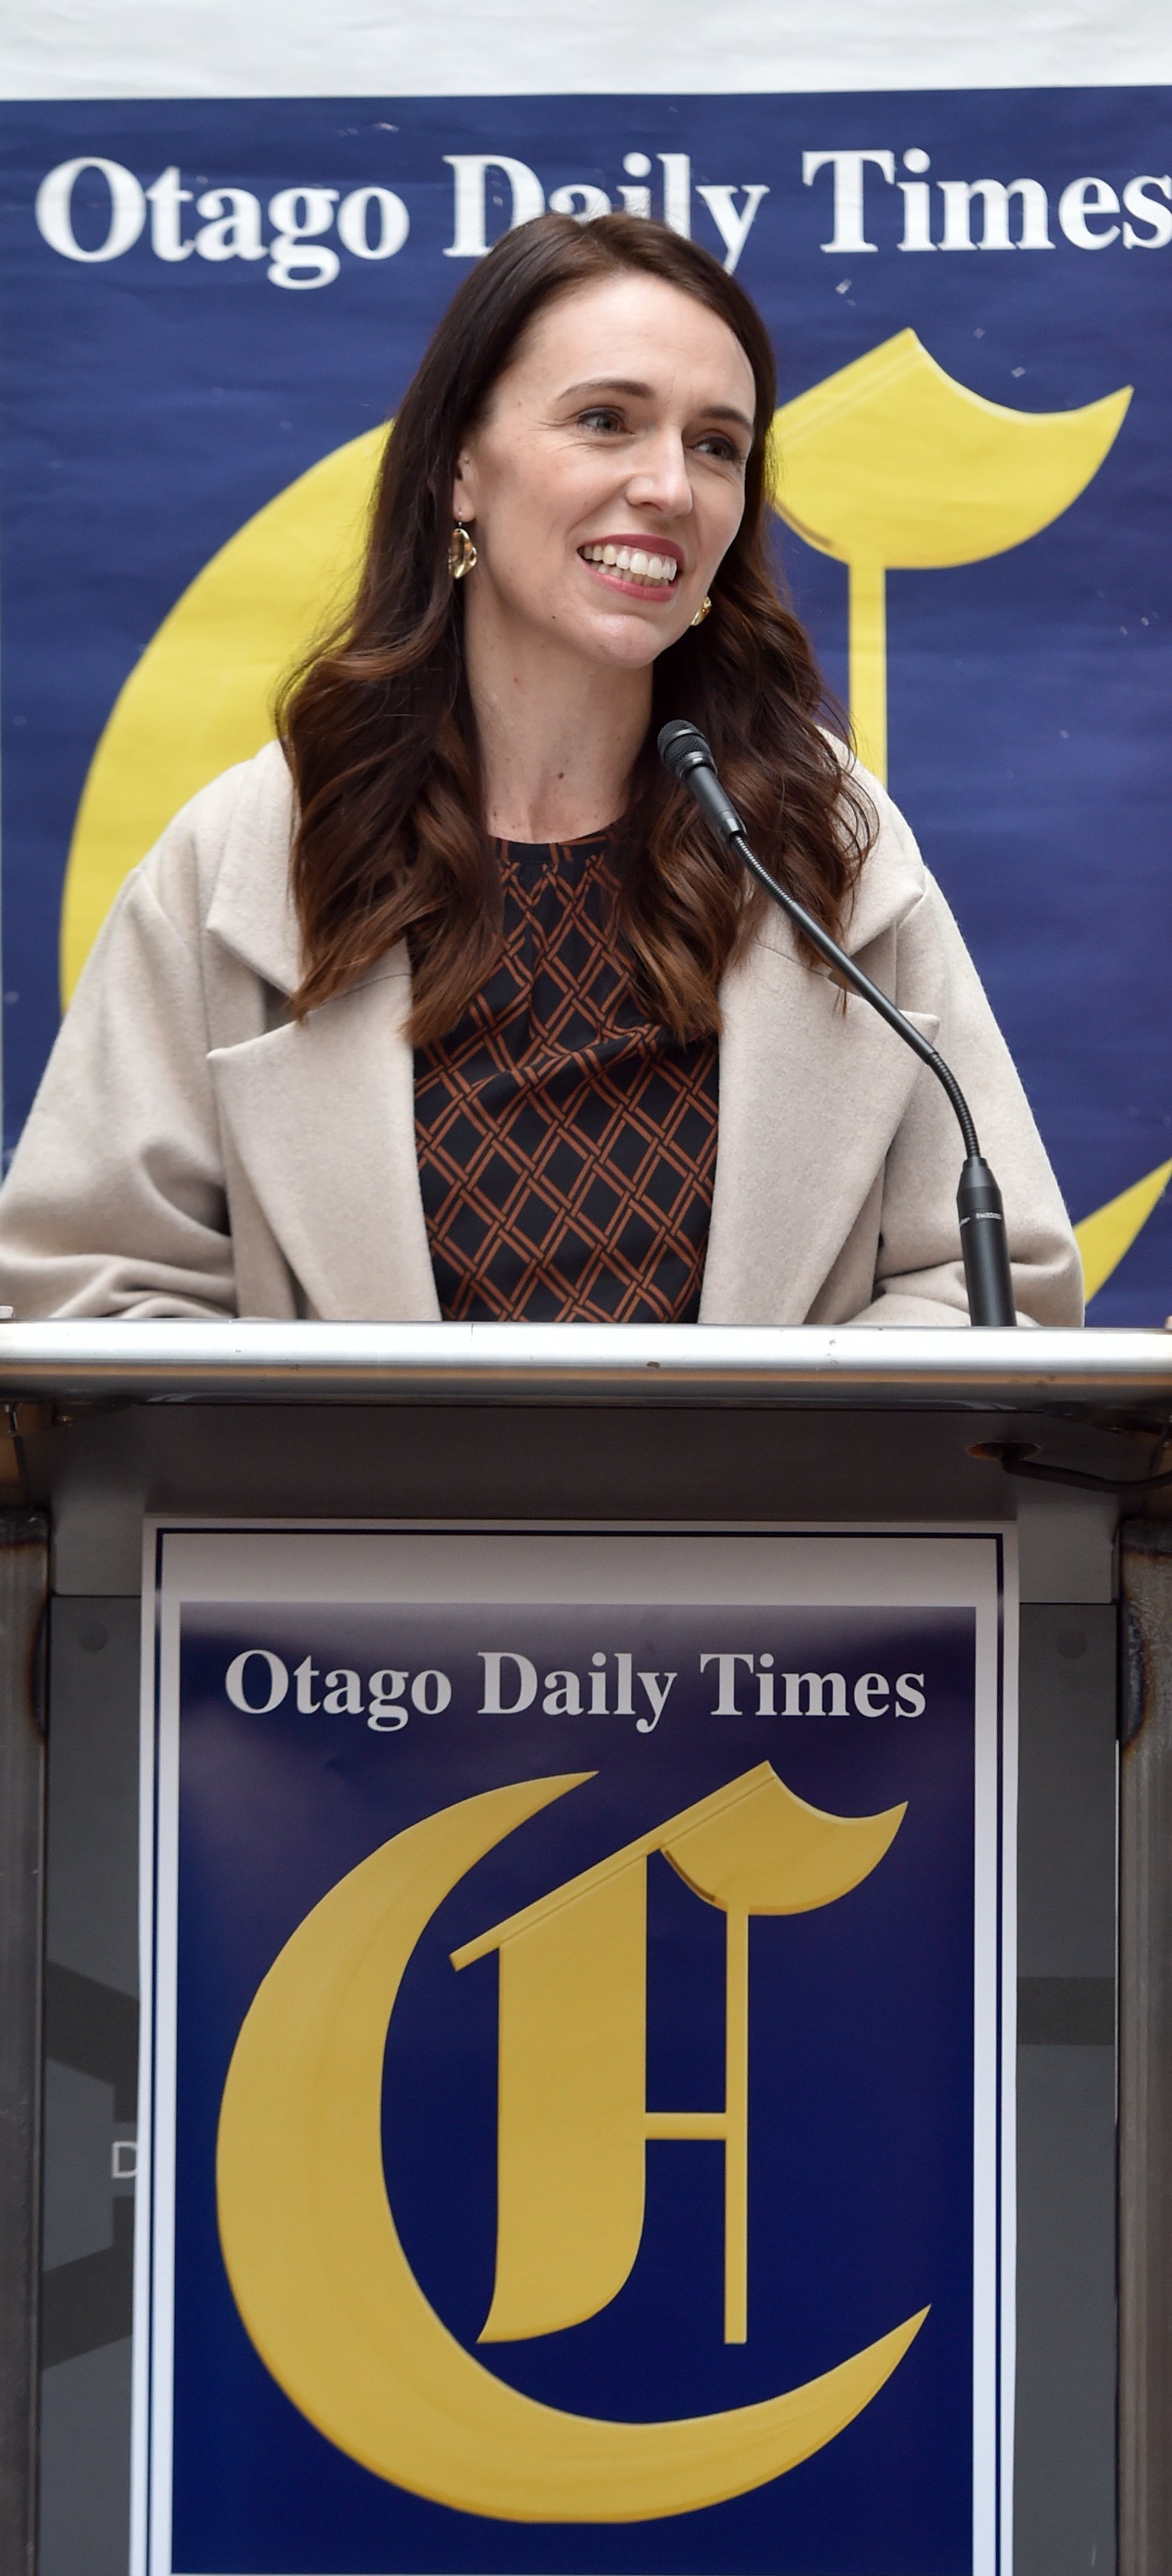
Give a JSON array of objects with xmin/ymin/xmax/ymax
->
[
  {"xmin": 1, "ymin": 88, "xmax": 1170, "ymax": 1313},
  {"xmin": 140, "ymin": 1523, "xmax": 1014, "ymax": 2576}
]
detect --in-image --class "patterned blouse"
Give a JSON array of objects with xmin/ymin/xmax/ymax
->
[{"xmin": 413, "ymin": 831, "xmax": 719, "ymax": 1323}]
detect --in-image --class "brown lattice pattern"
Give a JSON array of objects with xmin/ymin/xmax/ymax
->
[{"xmin": 414, "ymin": 834, "xmax": 719, "ymax": 1323}]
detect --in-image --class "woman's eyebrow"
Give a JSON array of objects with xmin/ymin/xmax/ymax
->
[
  {"xmin": 559, "ymin": 376, "xmax": 754, "ymax": 434},
  {"xmin": 703, "ymin": 405, "xmax": 755, "ymax": 434},
  {"xmin": 559, "ymin": 375, "xmax": 655, "ymax": 402}
]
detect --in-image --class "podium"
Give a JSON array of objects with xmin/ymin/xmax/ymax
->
[{"xmin": 0, "ymin": 1319, "xmax": 1169, "ymax": 2576}]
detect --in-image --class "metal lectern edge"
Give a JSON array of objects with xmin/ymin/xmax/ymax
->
[{"xmin": 0, "ymin": 1320, "xmax": 1169, "ymax": 1409}]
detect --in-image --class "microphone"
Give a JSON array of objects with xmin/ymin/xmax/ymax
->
[{"xmin": 659, "ymin": 720, "xmax": 1017, "ymax": 1328}]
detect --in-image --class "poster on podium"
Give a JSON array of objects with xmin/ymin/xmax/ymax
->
[{"xmin": 136, "ymin": 1520, "xmax": 1015, "ymax": 2576}]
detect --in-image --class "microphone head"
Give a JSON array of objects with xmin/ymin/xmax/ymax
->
[{"xmin": 657, "ymin": 720, "xmax": 714, "ymax": 781}]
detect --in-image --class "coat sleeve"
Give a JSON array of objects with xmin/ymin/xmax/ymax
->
[
  {"xmin": 848, "ymin": 864, "xmax": 1083, "ymax": 1328},
  {"xmin": 0, "ymin": 821, "xmax": 237, "ymax": 1320}
]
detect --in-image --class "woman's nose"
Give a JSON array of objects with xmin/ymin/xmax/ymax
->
[{"xmin": 624, "ymin": 432, "xmax": 693, "ymax": 517}]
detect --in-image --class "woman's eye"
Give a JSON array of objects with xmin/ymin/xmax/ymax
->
[
  {"xmin": 578, "ymin": 407, "xmax": 625, "ymax": 434},
  {"xmin": 696, "ymin": 433, "xmax": 744, "ymax": 466}
]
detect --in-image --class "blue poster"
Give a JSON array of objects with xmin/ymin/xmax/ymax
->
[
  {"xmin": 139, "ymin": 1524, "xmax": 1014, "ymax": 2576},
  {"xmin": 1, "ymin": 89, "xmax": 1171, "ymax": 1316}
]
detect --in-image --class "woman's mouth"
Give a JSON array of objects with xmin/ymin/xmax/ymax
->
[{"xmin": 578, "ymin": 541, "xmax": 680, "ymax": 593}]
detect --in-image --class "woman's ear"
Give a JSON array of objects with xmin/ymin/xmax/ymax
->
[{"xmin": 451, "ymin": 450, "xmax": 476, "ymax": 523}]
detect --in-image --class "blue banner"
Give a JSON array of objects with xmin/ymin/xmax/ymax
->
[
  {"xmin": 3, "ymin": 91, "xmax": 1169, "ymax": 1314},
  {"xmin": 142, "ymin": 1526, "xmax": 1012, "ymax": 2576}
]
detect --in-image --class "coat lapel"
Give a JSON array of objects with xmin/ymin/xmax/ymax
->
[
  {"xmin": 200, "ymin": 757, "xmax": 436, "ymax": 1319},
  {"xmin": 209, "ymin": 957, "xmax": 442, "ymax": 1321},
  {"xmin": 700, "ymin": 902, "xmax": 939, "ymax": 1326},
  {"xmin": 203, "ymin": 741, "xmax": 304, "ymax": 997}
]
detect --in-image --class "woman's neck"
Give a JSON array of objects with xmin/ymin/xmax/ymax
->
[{"xmin": 462, "ymin": 595, "xmax": 652, "ymax": 844}]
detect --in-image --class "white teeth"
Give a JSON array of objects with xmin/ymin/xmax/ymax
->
[{"xmin": 583, "ymin": 544, "xmax": 679, "ymax": 584}]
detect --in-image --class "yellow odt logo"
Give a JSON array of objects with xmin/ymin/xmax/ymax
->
[
  {"xmin": 768, "ymin": 326, "xmax": 1129, "ymax": 782},
  {"xmin": 216, "ymin": 1761, "xmax": 926, "ymax": 2522}
]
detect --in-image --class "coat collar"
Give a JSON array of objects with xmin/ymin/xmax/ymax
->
[
  {"xmin": 204, "ymin": 743, "xmax": 924, "ymax": 990},
  {"xmin": 205, "ymin": 740, "xmax": 303, "ymax": 994},
  {"xmin": 832, "ymin": 752, "xmax": 924, "ymax": 958},
  {"xmin": 203, "ymin": 745, "xmax": 440, "ymax": 1318},
  {"xmin": 699, "ymin": 762, "xmax": 935, "ymax": 1320}
]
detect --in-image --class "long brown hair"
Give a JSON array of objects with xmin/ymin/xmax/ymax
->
[{"xmin": 278, "ymin": 213, "xmax": 873, "ymax": 1038}]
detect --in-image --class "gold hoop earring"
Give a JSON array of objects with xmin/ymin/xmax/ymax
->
[
  {"xmin": 449, "ymin": 520, "xmax": 477, "ymax": 580},
  {"xmin": 691, "ymin": 594, "xmax": 712, "ymax": 627}
]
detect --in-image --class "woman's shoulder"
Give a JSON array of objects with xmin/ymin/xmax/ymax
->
[
  {"xmin": 819, "ymin": 732, "xmax": 931, "ymax": 958},
  {"xmin": 129, "ymin": 741, "xmax": 299, "ymax": 990},
  {"xmin": 140, "ymin": 738, "xmax": 293, "ymax": 897}
]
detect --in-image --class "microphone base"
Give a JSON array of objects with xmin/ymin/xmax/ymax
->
[{"xmin": 957, "ymin": 1156, "xmax": 1017, "ymax": 1328}]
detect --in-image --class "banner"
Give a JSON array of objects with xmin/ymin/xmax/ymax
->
[
  {"xmin": 1, "ymin": 73, "xmax": 1170, "ymax": 1314},
  {"xmin": 139, "ymin": 1521, "xmax": 1014, "ymax": 2576}
]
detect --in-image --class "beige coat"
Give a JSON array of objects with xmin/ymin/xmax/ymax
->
[{"xmin": 0, "ymin": 741, "xmax": 1082, "ymax": 1326}]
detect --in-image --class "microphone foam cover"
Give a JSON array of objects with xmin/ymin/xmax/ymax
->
[{"xmin": 657, "ymin": 720, "xmax": 712, "ymax": 778}]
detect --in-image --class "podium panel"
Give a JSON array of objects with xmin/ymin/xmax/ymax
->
[
  {"xmin": 0, "ymin": 1322, "xmax": 1165, "ymax": 2575},
  {"xmin": 137, "ymin": 1521, "xmax": 1012, "ymax": 2576}
]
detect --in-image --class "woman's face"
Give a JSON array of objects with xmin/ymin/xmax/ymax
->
[{"xmin": 451, "ymin": 272, "xmax": 756, "ymax": 669}]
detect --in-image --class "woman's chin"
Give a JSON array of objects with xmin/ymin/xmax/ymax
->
[{"xmin": 570, "ymin": 609, "xmax": 685, "ymax": 672}]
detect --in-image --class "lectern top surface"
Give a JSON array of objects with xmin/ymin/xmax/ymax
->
[{"xmin": 0, "ymin": 1318, "xmax": 1169, "ymax": 1410}]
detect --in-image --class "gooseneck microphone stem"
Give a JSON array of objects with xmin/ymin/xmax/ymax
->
[
  {"xmin": 731, "ymin": 834, "xmax": 981, "ymax": 1152},
  {"xmin": 658, "ymin": 720, "xmax": 1017, "ymax": 1328}
]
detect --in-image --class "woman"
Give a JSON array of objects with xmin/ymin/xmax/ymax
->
[{"xmin": 0, "ymin": 215, "xmax": 1080, "ymax": 1326}]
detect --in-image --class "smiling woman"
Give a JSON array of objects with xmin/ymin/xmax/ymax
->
[
  {"xmin": 0, "ymin": 213, "xmax": 1081, "ymax": 1328},
  {"xmin": 282, "ymin": 214, "xmax": 862, "ymax": 1045}
]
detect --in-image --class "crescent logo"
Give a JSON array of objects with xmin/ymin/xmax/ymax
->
[{"xmin": 216, "ymin": 1768, "xmax": 927, "ymax": 2523}]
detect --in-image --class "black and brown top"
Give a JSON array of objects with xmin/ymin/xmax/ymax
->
[{"xmin": 413, "ymin": 831, "xmax": 719, "ymax": 1323}]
